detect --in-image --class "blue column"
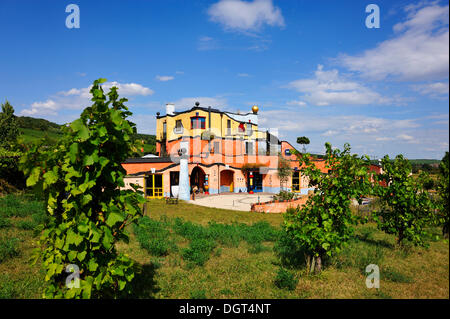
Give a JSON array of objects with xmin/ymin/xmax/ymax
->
[{"xmin": 178, "ymin": 140, "xmax": 190, "ymax": 201}]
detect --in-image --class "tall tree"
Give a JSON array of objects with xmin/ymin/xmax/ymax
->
[
  {"xmin": 0, "ymin": 100, "xmax": 20, "ymax": 150},
  {"xmin": 296, "ymin": 136, "xmax": 310, "ymax": 153},
  {"xmin": 277, "ymin": 153, "xmax": 291, "ymax": 191},
  {"xmin": 437, "ymin": 152, "xmax": 449, "ymax": 238},
  {"xmin": 375, "ymin": 155, "xmax": 435, "ymax": 246},
  {"xmin": 284, "ymin": 143, "xmax": 372, "ymax": 273},
  {"xmin": 20, "ymin": 79, "xmax": 145, "ymax": 298}
]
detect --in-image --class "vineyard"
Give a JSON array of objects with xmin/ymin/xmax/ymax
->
[
  {"xmin": 0, "ymin": 80, "xmax": 448, "ymax": 299},
  {"xmin": 0, "ymin": 194, "xmax": 448, "ymax": 298}
]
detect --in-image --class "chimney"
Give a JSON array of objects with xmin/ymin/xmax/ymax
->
[{"xmin": 166, "ymin": 103, "xmax": 175, "ymax": 115}]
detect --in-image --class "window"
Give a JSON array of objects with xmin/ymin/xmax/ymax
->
[
  {"xmin": 174, "ymin": 119, "xmax": 183, "ymax": 134},
  {"xmin": 226, "ymin": 119, "xmax": 231, "ymax": 135},
  {"xmin": 213, "ymin": 141, "xmax": 220, "ymax": 153},
  {"xmin": 145, "ymin": 174, "xmax": 163, "ymax": 198},
  {"xmin": 162, "ymin": 122, "xmax": 167, "ymax": 139},
  {"xmin": 245, "ymin": 141, "xmax": 254, "ymax": 155},
  {"xmin": 246, "ymin": 123, "xmax": 252, "ymax": 135},
  {"xmin": 191, "ymin": 116, "xmax": 206, "ymax": 129},
  {"xmin": 292, "ymin": 171, "xmax": 300, "ymax": 192}
]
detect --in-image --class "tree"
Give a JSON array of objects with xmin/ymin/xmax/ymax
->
[
  {"xmin": 0, "ymin": 100, "xmax": 20, "ymax": 150},
  {"xmin": 284, "ymin": 143, "xmax": 372, "ymax": 273},
  {"xmin": 374, "ymin": 155, "xmax": 435, "ymax": 246},
  {"xmin": 0, "ymin": 100, "xmax": 25, "ymax": 189},
  {"xmin": 277, "ymin": 153, "xmax": 291, "ymax": 191},
  {"xmin": 20, "ymin": 78, "xmax": 145, "ymax": 298},
  {"xmin": 296, "ymin": 136, "xmax": 310, "ymax": 153},
  {"xmin": 437, "ymin": 152, "xmax": 449, "ymax": 238}
]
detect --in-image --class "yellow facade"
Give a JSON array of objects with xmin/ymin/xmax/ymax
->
[{"xmin": 156, "ymin": 108, "xmax": 265, "ymax": 143}]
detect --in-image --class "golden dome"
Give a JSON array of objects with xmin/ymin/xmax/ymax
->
[{"xmin": 252, "ymin": 105, "xmax": 259, "ymax": 114}]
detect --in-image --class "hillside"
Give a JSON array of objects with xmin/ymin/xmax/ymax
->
[{"xmin": 16, "ymin": 116, "xmax": 156, "ymax": 154}]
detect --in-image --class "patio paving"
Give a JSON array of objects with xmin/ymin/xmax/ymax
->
[{"xmin": 189, "ymin": 192, "xmax": 275, "ymax": 211}]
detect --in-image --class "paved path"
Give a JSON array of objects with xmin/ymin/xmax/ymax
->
[{"xmin": 189, "ymin": 193, "xmax": 274, "ymax": 211}]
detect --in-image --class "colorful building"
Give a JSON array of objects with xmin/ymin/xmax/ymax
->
[{"xmin": 122, "ymin": 102, "xmax": 327, "ymax": 199}]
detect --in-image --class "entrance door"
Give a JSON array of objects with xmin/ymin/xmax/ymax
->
[
  {"xmin": 292, "ymin": 171, "xmax": 300, "ymax": 192},
  {"xmin": 145, "ymin": 174, "xmax": 163, "ymax": 198},
  {"xmin": 248, "ymin": 172, "xmax": 263, "ymax": 192},
  {"xmin": 170, "ymin": 171, "xmax": 179, "ymax": 197}
]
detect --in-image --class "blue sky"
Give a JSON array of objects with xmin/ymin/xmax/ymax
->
[{"xmin": 0, "ymin": 0, "xmax": 448, "ymax": 159}]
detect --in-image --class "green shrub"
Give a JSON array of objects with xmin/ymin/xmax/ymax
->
[
  {"xmin": 134, "ymin": 216, "xmax": 175, "ymax": 256},
  {"xmin": 274, "ymin": 231, "xmax": 307, "ymax": 269},
  {"xmin": 274, "ymin": 267, "xmax": 298, "ymax": 290},
  {"xmin": 182, "ymin": 238, "xmax": 216, "ymax": 266},
  {"xmin": 0, "ymin": 238, "xmax": 20, "ymax": 263}
]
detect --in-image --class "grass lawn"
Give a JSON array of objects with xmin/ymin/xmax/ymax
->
[{"xmin": 0, "ymin": 195, "xmax": 448, "ymax": 299}]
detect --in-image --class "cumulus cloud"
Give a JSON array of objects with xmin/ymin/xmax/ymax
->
[
  {"xmin": 411, "ymin": 81, "xmax": 449, "ymax": 98},
  {"xmin": 155, "ymin": 75, "xmax": 174, "ymax": 82},
  {"xmin": 21, "ymin": 99, "xmax": 58, "ymax": 116},
  {"xmin": 207, "ymin": 0, "xmax": 285, "ymax": 32},
  {"xmin": 171, "ymin": 96, "xmax": 227, "ymax": 109},
  {"xmin": 21, "ymin": 81, "xmax": 154, "ymax": 117},
  {"xmin": 285, "ymin": 65, "xmax": 393, "ymax": 106},
  {"xmin": 338, "ymin": 3, "xmax": 449, "ymax": 81},
  {"xmin": 257, "ymin": 108, "xmax": 448, "ymax": 158}
]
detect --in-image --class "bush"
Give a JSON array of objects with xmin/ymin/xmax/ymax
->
[
  {"xmin": 274, "ymin": 268, "xmax": 298, "ymax": 290},
  {"xmin": 182, "ymin": 238, "xmax": 216, "ymax": 266},
  {"xmin": 274, "ymin": 231, "xmax": 307, "ymax": 269},
  {"xmin": 134, "ymin": 216, "xmax": 175, "ymax": 256}
]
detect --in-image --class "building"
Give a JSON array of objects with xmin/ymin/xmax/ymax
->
[{"xmin": 121, "ymin": 102, "xmax": 327, "ymax": 199}]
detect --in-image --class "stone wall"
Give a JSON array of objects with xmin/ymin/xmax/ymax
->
[{"xmin": 250, "ymin": 195, "xmax": 309, "ymax": 213}]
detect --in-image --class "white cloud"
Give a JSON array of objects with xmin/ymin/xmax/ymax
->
[
  {"xmin": 237, "ymin": 73, "xmax": 251, "ymax": 77},
  {"xmin": 21, "ymin": 99, "xmax": 58, "ymax": 116},
  {"xmin": 257, "ymin": 108, "xmax": 448, "ymax": 158},
  {"xmin": 171, "ymin": 96, "xmax": 227, "ymax": 109},
  {"xmin": 207, "ymin": 0, "xmax": 285, "ymax": 32},
  {"xmin": 155, "ymin": 75, "xmax": 174, "ymax": 82},
  {"xmin": 411, "ymin": 81, "xmax": 449, "ymax": 97},
  {"xmin": 286, "ymin": 65, "xmax": 392, "ymax": 106},
  {"xmin": 286, "ymin": 100, "xmax": 307, "ymax": 106},
  {"xmin": 21, "ymin": 81, "xmax": 154, "ymax": 117},
  {"xmin": 338, "ymin": 3, "xmax": 449, "ymax": 81}
]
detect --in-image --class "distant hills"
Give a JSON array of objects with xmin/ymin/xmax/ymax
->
[
  {"xmin": 14, "ymin": 116, "xmax": 443, "ymax": 165},
  {"xmin": 16, "ymin": 116, "xmax": 156, "ymax": 154}
]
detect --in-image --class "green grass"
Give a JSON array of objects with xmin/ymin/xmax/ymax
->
[
  {"xmin": 18, "ymin": 128, "xmax": 63, "ymax": 145},
  {"xmin": 0, "ymin": 194, "xmax": 448, "ymax": 299}
]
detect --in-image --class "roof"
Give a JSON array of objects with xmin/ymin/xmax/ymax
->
[
  {"xmin": 124, "ymin": 157, "xmax": 173, "ymax": 163},
  {"xmin": 156, "ymin": 105, "xmax": 254, "ymax": 119}
]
